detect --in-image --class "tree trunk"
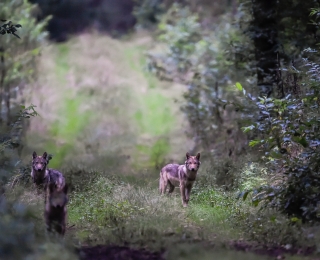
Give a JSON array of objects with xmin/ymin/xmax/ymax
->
[{"xmin": 251, "ymin": 0, "xmax": 278, "ymax": 97}]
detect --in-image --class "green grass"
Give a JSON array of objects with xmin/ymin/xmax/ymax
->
[
  {"xmin": 55, "ymin": 43, "xmax": 70, "ymax": 83},
  {"xmin": 68, "ymin": 173, "xmax": 189, "ymax": 249},
  {"xmin": 46, "ymin": 94, "xmax": 92, "ymax": 168},
  {"xmin": 64, "ymin": 167, "xmax": 249, "ymax": 249},
  {"xmin": 65, "ymin": 170, "xmax": 316, "ymax": 260},
  {"xmin": 24, "ymin": 31, "xmax": 189, "ymax": 169},
  {"xmin": 134, "ymin": 92, "xmax": 174, "ymax": 135}
]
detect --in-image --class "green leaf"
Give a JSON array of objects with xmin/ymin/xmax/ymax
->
[
  {"xmin": 249, "ymin": 139, "xmax": 260, "ymax": 147},
  {"xmin": 292, "ymin": 136, "xmax": 308, "ymax": 148},
  {"xmin": 270, "ymin": 151, "xmax": 283, "ymax": 159},
  {"xmin": 31, "ymin": 48, "xmax": 40, "ymax": 55},
  {"xmin": 252, "ymin": 200, "xmax": 260, "ymax": 207},
  {"xmin": 242, "ymin": 190, "xmax": 251, "ymax": 201},
  {"xmin": 241, "ymin": 125, "xmax": 255, "ymax": 133},
  {"xmin": 235, "ymin": 82, "xmax": 243, "ymax": 91},
  {"xmin": 270, "ymin": 215, "xmax": 276, "ymax": 222}
]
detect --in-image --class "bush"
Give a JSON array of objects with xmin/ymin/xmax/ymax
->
[
  {"xmin": 235, "ymin": 52, "xmax": 320, "ymax": 221},
  {"xmin": 243, "ymin": 209, "xmax": 308, "ymax": 247},
  {"xmin": 238, "ymin": 162, "xmax": 269, "ymax": 191},
  {"xmin": 0, "ymin": 195, "xmax": 35, "ymax": 259},
  {"xmin": 146, "ymin": 3, "xmax": 249, "ymax": 155},
  {"xmin": 0, "ymin": 0, "xmax": 48, "ymax": 124},
  {"xmin": 133, "ymin": 0, "xmax": 166, "ymax": 28}
]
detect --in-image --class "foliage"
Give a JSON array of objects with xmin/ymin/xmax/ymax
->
[
  {"xmin": 195, "ymin": 158, "xmax": 239, "ymax": 190},
  {"xmin": 238, "ymin": 162, "xmax": 269, "ymax": 191},
  {"xmin": 234, "ymin": 53, "xmax": 320, "ymax": 221},
  {"xmin": 192, "ymin": 167, "xmax": 319, "ymax": 247},
  {"xmin": 242, "ymin": 209, "xmax": 311, "ymax": 247},
  {"xmin": 147, "ymin": 3, "xmax": 247, "ymax": 152},
  {"xmin": 0, "ymin": 104, "xmax": 38, "ymax": 186},
  {"xmin": 0, "ymin": 0, "xmax": 48, "ymax": 124},
  {"xmin": 233, "ymin": 0, "xmax": 320, "ymax": 96},
  {"xmin": 133, "ymin": 0, "xmax": 166, "ymax": 28},
  {"xmin": 0, "ymin": 19, "xmax": 22, "ymax": 38},
  {"xmin": 0, "ymin": 194, "xmax": 35, "ymax": 259},
  {"xmin": 0, "ymin": 191, "xmax": 77, "ymax": 260}
]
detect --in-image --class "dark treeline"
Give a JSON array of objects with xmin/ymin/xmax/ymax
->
[
  {"xmin": 28, "ymin": 0, "xmax": 237, "ymax": 42},
  {"xmin": 237, "ymin": 0, "xmax": 320, "ymax": 97},
  {"xmin": 28, "ymin": 0, "xmax": 137, "ymax": 41}
]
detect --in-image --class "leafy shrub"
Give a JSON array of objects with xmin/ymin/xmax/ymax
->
[
  {"xmin": 0, "ymin": 0, "xmax": 48, "ymax": 124},
  {"xmin": 241, "ymin": 209, "xmax": 320, "ymax": 248},
  {"xmin": 195, "ymin": 158, "xmax": 238, "ymax": 190},
  {"xmin": 238, "ymin": 162, "xmax": 269, "ymax": 191},
  {"xmin": 146, "ymin": 3, "xmax": 248, "ymax": 154},
  {"xmin": 0, "ymin": 196, "xmax": 35, "ymax": 259},
  {"xmin": 0, "ymin": 19, "xmax": 22, "ymax": 38},
  {"xmin": 133, "ymin": 0, "xmax": 166, "ymax": 27},
  {"xmin": 1, "ymin": 105, "xmax": 38, "ymax": 188},
  {"xmin": 235, "ymin": 53, "xmax": 320, "ymax": 221}
]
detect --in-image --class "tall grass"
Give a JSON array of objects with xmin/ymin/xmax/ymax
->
[{"xmin": 23, "ymin": 31, "xmax": 192, "ymax": 170}]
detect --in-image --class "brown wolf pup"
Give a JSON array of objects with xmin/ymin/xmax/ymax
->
[
  {"xmin": 31, "ymin": 151, "xmax": 65, "ymax": 192},
  {"xmin": 45, "ymin": 182, "xmax": 68, "ymax": 236},
  {"xmin": 159, "ymin": 152, "xmax": 201, "ymax": 207}
]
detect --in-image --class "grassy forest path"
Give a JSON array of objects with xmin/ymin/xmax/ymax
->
[
  {"xmin": 23, "ymin": 31, "xmax": 192, "ymax": 170},
  {"xmin": 18, "ymin": 32, "xmax": 313, "ymax": 260}
]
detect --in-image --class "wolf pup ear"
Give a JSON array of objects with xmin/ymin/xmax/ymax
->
[
  {"xmin": 186, "ymin": 152, "xmax": 190, "ymax": 159},
  {"xmin": 43, "ymin": 152, "xmax": 48, "ymax": 159},
  {"xmin": 32, "ymin": 151, "xmax": 37, "ymax": 159},
  {"xmin": 196, "ymin": 153, "xmax": 200, "ymax": 160}
]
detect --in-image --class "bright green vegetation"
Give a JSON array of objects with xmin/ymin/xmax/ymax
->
[{"xmin": 24, "ymin": 32, "xmax": 189, "ymax": 169}]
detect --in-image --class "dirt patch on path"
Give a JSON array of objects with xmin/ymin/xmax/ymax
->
[{"xmin": 80, "ymin": 245, "xmax": 165, "ymax": 260}]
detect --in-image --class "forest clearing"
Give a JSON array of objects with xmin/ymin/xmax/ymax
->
[{"xmin": 2, "ymin": 0, "xmax": 320, "ymax": 259}]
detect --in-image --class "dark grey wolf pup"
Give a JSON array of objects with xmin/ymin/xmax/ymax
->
[
  {"xmin": 159, "ymin": 152, "xmax": 201, "ymax": 207},
  {"xmin": 31, "ymin": 151, "xmax": 65, "ymax": 191},
  {"xmin": 45, "ymin": 182, "xmax": 68, "ymax": 236}
]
